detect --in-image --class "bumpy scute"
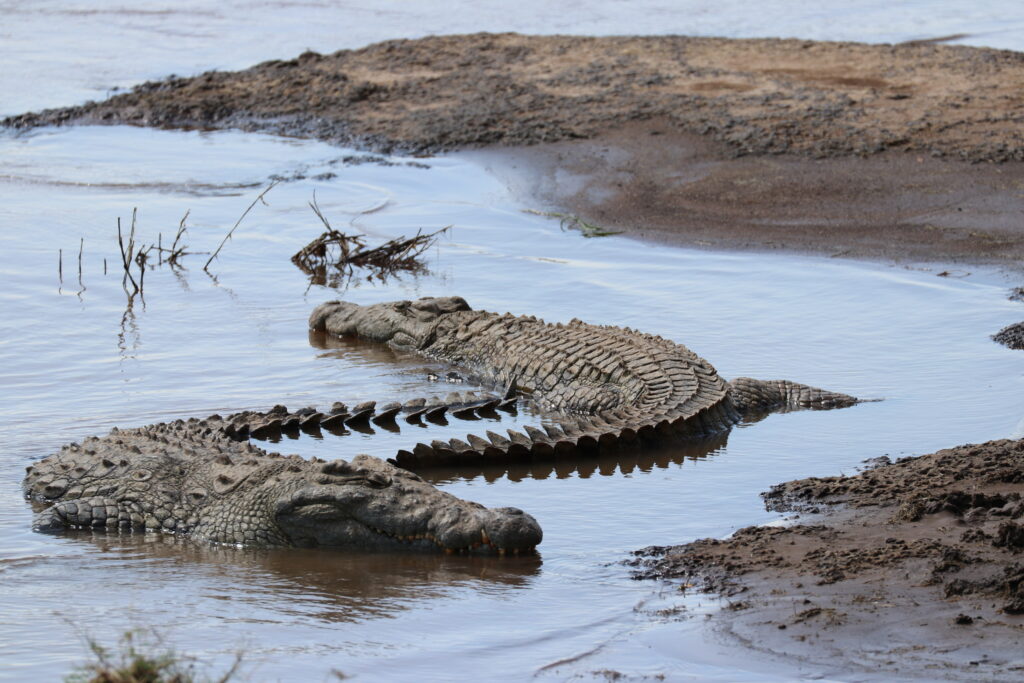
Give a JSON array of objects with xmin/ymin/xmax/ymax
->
[
  {"xmin": 24, "ymin": 422, "xmax": 541, "ymax": 553},
  {"xmin": 309, "ymin": 297, "xmax": 861, "ymax": 467}
]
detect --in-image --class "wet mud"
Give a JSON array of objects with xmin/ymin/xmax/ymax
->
[
  {"xmin": 7, "ymin": 33, "xmax": 1024, "ymax": 162},
  {"xmin": 7, "ymin": 33, "xmax": 1024, "ymax": 271},
  {"xmin": 993, "ymin": 321, "xmax": 1024, "ymax": 350},
  {"xmin": 632, "ymin": 439, "xmax": 1024, "ymax": 679}
]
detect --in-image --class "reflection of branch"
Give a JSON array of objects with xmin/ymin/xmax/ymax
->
[
  {"xmin": 118, "ymin": 294, "xmax": 140, "ymax": 359},
  {"xmin": 202, "ymin": 267, "xmax": 240, "ymax": 303},
  {"xmin": 76, "ymin": 237, "xmax": 86, "ymax": 297},
  {"xmin": 204, "ymin": 181, "xmax": 278, "ymax": 272}
]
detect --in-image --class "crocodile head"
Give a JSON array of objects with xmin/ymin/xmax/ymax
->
[
  {"xmin": 309, "ymin": 297, "xmax": 471, "ymax": 349},
  {"xmin": 26, "ymin": 429, "xmax": 541, "ymax": 554},
  {"xmin": 272, "ymin": 455, "xmax": 541, "ymax": 554}
]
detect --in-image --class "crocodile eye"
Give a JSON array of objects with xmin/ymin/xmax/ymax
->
[
  {"xmin": 366, "ymin": 473, "xmax": 392, "ymax": 488},
  {"xmin": 186, "ymin": 488, "xmax": 208, "ymax": 503},
  {"xmin": 131, "ymin": 469, "xmax": 152, "ymax": 482}
]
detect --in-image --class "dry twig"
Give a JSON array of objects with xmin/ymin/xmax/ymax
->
[
  {"xmin": 204, "ymin": 182, "xmax": 278, "ymax": 271},
  {"xmin": 292, "ymin": 195, "xmax": 448, "ymax": 288}
]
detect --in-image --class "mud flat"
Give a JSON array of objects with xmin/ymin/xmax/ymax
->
[
  {"xmin": 6, "ymin": 32, "xmax": 1024, "ymax": 266},
  {"xmin": 631, "ymin": 438, "xmax": 1024, "ymax": 679}
]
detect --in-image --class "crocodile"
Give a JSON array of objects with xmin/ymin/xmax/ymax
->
[
  {"xmin": 306, "ymin": 296, "xmax": 862, "ymax": 470},
  {"xmin": 24, "ymin": 295, "xmax": 859, "ymax": 551},
  {"xmin": 23, "ymin": 423, "xmax": 541, "ymax": 554}
]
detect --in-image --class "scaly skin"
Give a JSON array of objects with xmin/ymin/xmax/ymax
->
[
  {"xmin": 308, "ymin": 296, "xmax": 861, "ymax": 468},
  {"xmin": 23, "ymin": 421, "xmax": 541, "ymax": 554},
  {"xmin": 23, "ymin": 296, "xmax": 859, "ymax": 549}
]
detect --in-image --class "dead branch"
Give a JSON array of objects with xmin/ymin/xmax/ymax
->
[
  {"xmin": 117, "ymin": 214, "xmax": 140, "ymax": 294},
  {"xmin": 291, "ymin": 208, "xmax": 449, "ymax": 288},
  {"xmin": 204, "ymin": 181, "xmax": 278, "ymax": 271}
]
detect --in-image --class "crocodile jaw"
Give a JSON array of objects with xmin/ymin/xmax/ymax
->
[{"xmin": 272, "ymin": 483, "xmax": 541, "ymax": 554}]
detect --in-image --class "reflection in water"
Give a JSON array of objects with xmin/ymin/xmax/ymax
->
[
  {"xmin": 309, "ymin": 328, "xmax": 437, "ymax": 371},
  {"xmin": 4, "ymin": 116, "xmax": 1023, "ymax": 681},
  {"xmin": 419, "ymin": 433, "xmax": 732, "ymax": 485},
  {"xmin": 117, "ymin": 297, "xmax": 141, "ymax": 359},
  {"xmin": 51, "ymin": 531, "xmax": 541, "ymax": 624}
]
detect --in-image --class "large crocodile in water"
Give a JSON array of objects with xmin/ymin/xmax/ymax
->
[
  {"xmin": 24, "ymin": 295, "xmax": 860, "ymax": 551},
  {"xmin": 23, "ymin": 427, "xmax": 540, "ymax": 553},
  {"xmin": 307, "ymin": 296, "xmax": 861, "ymax": 469}
]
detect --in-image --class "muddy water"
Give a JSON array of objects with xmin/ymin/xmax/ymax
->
[
  {"xmin": 1, "ymin": 123, "xmax": 1022, "ymax": 681},
  {"xmin": 3, "ymin": 3, "xmax": 1024, "ymax": 682}
]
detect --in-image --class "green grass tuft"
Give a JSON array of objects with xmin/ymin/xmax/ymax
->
[
  {"xmin": 524, "ymin": 209, "xmax": 623, "ymax": 238},
  {"xmin": 65, "ymin": 628, "xmax": 241, "ymax": 683}
]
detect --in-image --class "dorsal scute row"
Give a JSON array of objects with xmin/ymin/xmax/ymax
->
[{"xmin": 423, "ymin": 308, "xmax": 729, "ymax": 423}]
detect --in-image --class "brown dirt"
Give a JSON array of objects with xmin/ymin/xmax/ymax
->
[
  {"xmin": 631, "ymin": 439, "xmax": 1024, "ymax": 679},
  {"xmin": 471, "ymin": 121, "xmax": 1024, "ymax": 267},
  {"xmin": 7, "ymin": 33, "xmax": 1024, "ymax": 161},
  {"xmin": 994, "ymin": 321, "xmax": 1024, "ymax": 350},
  {"xmin": 7, "ymin": 33, "xmax": 1024, "ymax": 270}
]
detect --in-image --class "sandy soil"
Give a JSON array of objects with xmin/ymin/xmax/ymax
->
[
  {"xmin": 470, "ymin": 121, "xmax": 1024, "ymax": 268},
  {"xmin": 7, "ymin": 33, "xmax": 1024, "ymax": 161},
  {"xmin": 631, "ymin": 439, "xmax": 1024, "ymax": 680},
  {"xmin": 6, "ymin": 33, "xmax": 1024, "ymax": 270}
]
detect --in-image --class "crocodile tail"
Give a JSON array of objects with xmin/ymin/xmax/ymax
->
[
  {"xmin": 728, "ymin": 377, "xmax": 859, "ymax": 415},
  {"xmin": 390, "ymin": 400, "xmax": 746, "ymax": 470}
]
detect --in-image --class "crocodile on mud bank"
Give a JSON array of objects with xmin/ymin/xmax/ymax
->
[{"xmin": 24, "ymin": 296, "xmax": 861, "ymax": 551}]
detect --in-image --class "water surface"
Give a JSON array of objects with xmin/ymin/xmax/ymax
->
[{"xmin": 1, "ymin": 124, "xmax": 1022, "ymax": 681}]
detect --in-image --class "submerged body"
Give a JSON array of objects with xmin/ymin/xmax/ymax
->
[
  {"xmin": 309, "ymin": 296, "xmax": 860, "ymax": 468},
  {"xmin": 23, "ymin": 422, "xmax": 541, "ymax": 553}
]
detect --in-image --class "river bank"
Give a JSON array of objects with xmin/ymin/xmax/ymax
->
[
  {"xmin": 632, "ymin": 438, "xmax": 1024, "ymax": 680},
  {"xmin": 6, "ymin": 33, "xmax": 1024, "ymax": 268}
]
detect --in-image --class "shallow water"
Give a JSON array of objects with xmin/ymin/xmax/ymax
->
[
  {"xmin": 1, "ymin": 123, "xmax": 1022, "ymax": 681},
  {"xmin": 3, "ymin": 2, "xmax": 1024, "ymax": 681}
]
